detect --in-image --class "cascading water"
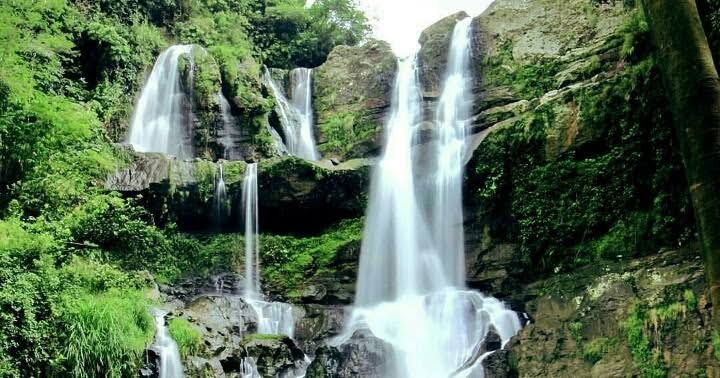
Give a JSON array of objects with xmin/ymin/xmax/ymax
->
[
  {"xmin": 264, "ymin": 68, "xmax": 320, "ymax": 160},
  {"xmin": 342, "ymin": 18, "xmax": 522, "ymax": 378},
  {"xmin": 239, "ymin": 357, "xmax": 261, "ymax": 378},
  {"xmin": 240, "ymin": 162, "xmax": 297, "ymax": 338},
  {"xmin": 153, "ymin": 310, "xmax": 185, "ymax": 378},
  {"xmin": 128, "ymin": 45, "xmax": 194, "ymax": 158}
]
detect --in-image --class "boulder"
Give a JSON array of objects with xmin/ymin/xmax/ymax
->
[
  {"xmin": 313, "ymin": 40, "xmax": 397, "ymax": 160},
  {"xmin": 177, "ymin": 295, "xmax": 258, "ymax": 359}
]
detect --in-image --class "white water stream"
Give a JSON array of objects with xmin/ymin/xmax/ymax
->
[
  {"xmin": 341, "ymin": 17, "xmax": 522, "ymax": 378},
  {"xmin": 128, "ymin": 45, "xmax": 194, "ymax": 157},
  {"xmin": 153, "ymin": 310, "xmax": 185, "ymax": 378}
]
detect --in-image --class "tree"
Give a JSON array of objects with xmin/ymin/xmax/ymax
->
[{"xmin": 640, "ymin": 0, "xmax": 720, "ymax": 327}]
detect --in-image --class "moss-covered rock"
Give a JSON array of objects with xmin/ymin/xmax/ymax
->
[
  {"xmin": 507, "ymin": 248, "xmax": 718, "ymax": 378},
  {"xmin": 313, "ymin": 40, "xmax": 397, "ymax": 160},
  {"xmin": 179, "ymin": 46, "xmax": 224, "ymax": 160}
]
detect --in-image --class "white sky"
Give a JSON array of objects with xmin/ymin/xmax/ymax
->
[{"xmin": 307, "ymin": 0, "xmax": 495, "ymax": 56}]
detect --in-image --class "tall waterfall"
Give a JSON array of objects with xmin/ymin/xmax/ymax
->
[
  {"xmin": 264, "ymin": 68, "xmax": 320, "ymax": 160},
  {"xmin": 152, "ymin": 310, "xmax": 185, "ymax": 378},
  {"xmin": 355, "ymin": 55, "xmax": 433, "ymax": 306},
  {"xmin": 345, "ymin": 18, "xmax": 522, "ymax": 378},
  {"xmin": 431, "ymin": 17, "xmax": 473, "ymax": 285},
  {"xmin": 128, "ymin": 45, "xmax": 194, "ymax": 158},
  {"xmin": 242, "ymin": 163, "xmax": 260, "ymax": 299}
]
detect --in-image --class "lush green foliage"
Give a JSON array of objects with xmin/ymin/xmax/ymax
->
[
  {"xmin": 168, "ymin": 317, "xmax": 202, "ymax": 358},
  {"xmin": 0, "ymin": 218, "xmax": 155, "ymax": 376}
]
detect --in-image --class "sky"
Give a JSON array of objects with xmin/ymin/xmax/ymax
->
[{"xmin": 307, "ymin": 0, "xmax": 496, "ymax": 56}]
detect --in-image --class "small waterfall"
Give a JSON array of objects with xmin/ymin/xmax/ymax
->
[
  {"xmin": 240, "ymin": 357, "xmax": 261, "ymax": 378},
  {"xmin": 152, "ymin": 310, "xmax": 185, "ymax": 378},
  {"xmin": 342, "ymin": 18, "xmax": 522, "ymax": 378},
  {"xmin": 128, "ymin": 45, "xmax": 194, "ymax": 158},
  {"xmin": 213, "ymin": 164, "xmax": 229, "ymax": 225},
  {"xmin": 242, "ymin": 163, "xmax": 260, "ymax": 299},
  {"xmin": 264, "ymin": 68, "xmax": 320, "ymax": 160},
  {"xmin": 240, "ymin": 162, "xmax": 297, "ymax": 338}
]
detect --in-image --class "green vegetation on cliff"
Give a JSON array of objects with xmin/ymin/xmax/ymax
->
[
  {"xmin": 0, "ymin": 0, "xmax": 368, "ymax": 374},
  {"xmin": 468, "ymin": 9, "xmax": 693, "ymax": 274}
]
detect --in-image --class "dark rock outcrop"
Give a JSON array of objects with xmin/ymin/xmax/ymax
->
[
  {"xmin": 105, "ymin": 153, "xmax": 370, "ymax": 233},
  {"xmin": 507, "ymin": 248, "xmax": 719, "ymax": 377}
]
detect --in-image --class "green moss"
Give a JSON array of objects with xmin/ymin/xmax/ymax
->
[
  {"xmin": 242, "ymin": 333, "xmax": 285, "ymax": 343},
  {"xmin": 584, "ymin": 337, "xmax": 615, "ymax": 364},
  {"xmin": 168, "ymin": 318, "xmax": 202, "ymax": 358},
  {"xmin": 318, "ymin": 110, "xmax": 379, "ymax": 158},
  {"xmin": 468, "ymin": 56, "xmax": 693, "ymax": 273},
  {"xmin": 482, "ymin": 40, "xmax": 565, "ymax": 100},
  {"xmin": 712, "ymin": 332, "xmax": 720, "ymax": 362},
  {"xmin": 684, "ymin": 290, "xmax": 698, "ymax": 310},
  {"xmin": 624, "ymin": 305, "xmax": 668, "ymax": 378},
  {"xmin": 260, "ymin": 218, "xmax": 364, "ymax": 295}
]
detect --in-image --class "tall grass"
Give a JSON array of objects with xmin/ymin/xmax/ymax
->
[
  {"xmin": 62, "ymin": 289, "xmax": 154, "ymax": 378},
  {"xmin": 168, "ymin": 318, "xmax": 202, "ymax": 358}
]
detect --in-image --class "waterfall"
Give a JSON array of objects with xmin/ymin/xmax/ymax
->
[
  {"xmin": 343, "ymin": 18, "xmax": 522, "ymax": 378},
  {"xmin": 242, "ymin": 163, "xmax": 260, "ymax": 299},
  {"xmin": 240, "ymin": 162, "xmax": 296, "ymax": 337},
  {"xmin": 264, "ymin": 68, "xmax": 320, "ymax": 160},
  {"xmin": 213, "ymin": 164, "xmax": 229, "ymax": 225},
  {"xmin": 355, "ymin": 55, "xmax": 435, "ymax": 306},
  {"xmin": 431, "ymin": 17, "xmax": 473, "ymax": 286},
  {"xmin": 240, "ymin": 357, "xmax": 261, "ymax": 378},
  {"xmin": 128, "ymin": 45, "xmax": 194, "ymax": 158},
  {"xmin": 152, "ymin": 310, "xmax": 185, "ymax": 378}
]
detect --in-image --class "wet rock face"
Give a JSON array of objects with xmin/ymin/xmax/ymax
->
[
  {"xmin": 313, "ymin": 40, "xmax": 397, "ymax": 160},
  {"xmin": 306, "ymin": 330, "xmax": 394, "ymax": 378}
]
